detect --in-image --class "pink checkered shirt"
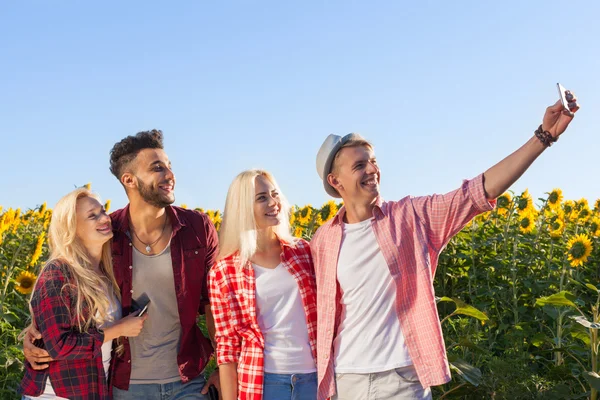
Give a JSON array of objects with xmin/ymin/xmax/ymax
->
[
  {"xmin": 310, "ymin": 174, "xmax": 495, "ymax": 400},
  {"xmin": 208, "ymin": 239, "xmax": 318, "ymax": 400}
]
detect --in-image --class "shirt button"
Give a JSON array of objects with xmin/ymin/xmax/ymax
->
[
  {"xmin": 127, "ymin": 360, "xmax": 131, "ymax": 363},
  {"xmin": 129, "ymin": 265, "xmax": 133, "ymax": 270},
  {"xmin": 130, "ymin": 290, "xmax": 134, "ymax": 294},
  {"xmin": 325, "ymin": 354, "xmax": 329, "ymax": 359},
  {"xmin": 129, "ymin": 243, "xmax": 132, "ymax": 247},
  {"xmin": 195, "ymin": 251, "xmax": 198, "ymax": 254}
]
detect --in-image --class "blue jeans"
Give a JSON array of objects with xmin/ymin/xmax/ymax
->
[
  {"xmin": 113, "ymin": 374, "xmax": 209, "ymax": 400},
  {"xmin": 263, "ymin": 372, "xmax": 317, "ymax": 400}
]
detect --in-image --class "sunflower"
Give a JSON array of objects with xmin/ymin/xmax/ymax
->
[
  {"xmin": 518, "ymin": 211, "xmax": 536, "ymax": 234},
  {"xmin": 589, "ymin": 217, "xmax": 600, "ymax": 237},
  {"xmin": 595, "ymin": 199, "xmax": 600, "ymax": 213},
  {"xmin": 322, "ymin": 200, "xmax": 338, "ymax": 222},
  {"xmin": 575, "ymin": 199, "xmax": 592, "ymax": 222},
  {"xmin": 516, "ymin": 190, "xmax": 533, "ymax": 214},
  {"xmin": 15, "ymin": 271, "xmax": 37, "ymax": 295},
  {"xmin": 298, "ymin": 205, "xmax": 313, "ymax": 226},
  {"xmin": 496, "ymin": 192, "xmax": 512, "ymax": 216},
  {"xmin": 293, "ymin": 226, "xmax": 304, "ymax": 238},
  {"xmin": 547, "ymin": 188, "xmax": 563, "ymax": 210},
  {"xmin": 29, "ymin": 232, "xmax": 46, "ymax": 267},
  {"xmin": 566, "ymin": 234, "xmax": 593, "ymax": 267},
  {"xmin": 549, "ymin": 218, "xmax": 565, "ymax": 239},
  {"xmin": 563, "ymin": 200, "xmax": 577, "ymax": 220}
]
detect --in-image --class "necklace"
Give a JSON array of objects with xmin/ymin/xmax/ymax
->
[{"xmin": 131, "ymin": 216, "xmax": 168, "ymax": 253}]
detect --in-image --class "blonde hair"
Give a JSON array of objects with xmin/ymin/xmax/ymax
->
[
  {"xmin": 31, "ymin": 188, "xmax": 120, "ymax": 333},
  {"xmin": 218, "ymin": 169, "xmax": 295, "ymax": 266}
]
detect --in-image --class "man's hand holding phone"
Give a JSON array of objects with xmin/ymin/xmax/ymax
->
[{"xmin": 542, "ymin": 83, "xmax": 580, "ymax": 140}]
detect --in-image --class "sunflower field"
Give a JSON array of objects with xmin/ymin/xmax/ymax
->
[{"xmin": 1, "ymin": 189, "xmax": 600, "ymax": 399}]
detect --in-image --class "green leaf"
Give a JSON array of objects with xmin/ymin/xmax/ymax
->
[
  {"xmin": 449, "ymin": 357, "xmax": 482, "ymax": 387},
  {"xmin": 586, "ymin": 283, "xmax": 600, "ymax": 293},
  {"xmin": 0, "ymin": 311, "xmax": 17, "ymax": 324},
  {"xmin": 582, "ymin": 371, "xmax": 600, "ymax": 391},
  {"xmin": 531, "ymin": 332, "xmax": 550, "ymax": 347},
  {"xmin": 570, "ymin": 322, "xmax": 591, "ymax": 345},
  {"xmin": 437, "ymin": 297, "xmax": 489, "ymax": 321},
  {"xmin": 535, "ymin": 291, "xmax": 577, "ymax": 308}
]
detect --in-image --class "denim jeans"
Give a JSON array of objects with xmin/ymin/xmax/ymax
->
[
  {"xmin": 113, "ymin": 374, "xmax": 209, "ymax": 400},
  {"xmin": 263, "ymin": 372, "xmax": 317, "ymax": 400}
]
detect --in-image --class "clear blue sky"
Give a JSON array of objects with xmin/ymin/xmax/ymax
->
[{"xmin": 2, "ymin": 1, "xmax": 598, "ymax": 212}]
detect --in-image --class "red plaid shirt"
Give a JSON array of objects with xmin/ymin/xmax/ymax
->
[
  {"xmin": 310, "ymin": 174, "xmax": 495, "ymax": 400},
  {"xmin": 208, "ymin": 239, "xmax": 318, "ymax": 400},
  {"xmin": 20, "ymin": 261, "xmax": 111, "ymax": 400},
  {"xmin": 110, "ymin": 205, "xmax": 218, "ymax": 390}
]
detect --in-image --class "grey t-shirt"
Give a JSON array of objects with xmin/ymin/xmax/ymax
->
[{"xmin": 129, "ymin": 244, "xmax": 182, "ymax": 384}]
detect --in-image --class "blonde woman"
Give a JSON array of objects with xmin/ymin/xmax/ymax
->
[
  {"xmin": 20, "ymin": 188, "xmax": 147, "ymax": 400},
  {"xmin": 209, "ymin": 170, "xmax": 318, "ymax": 400}
]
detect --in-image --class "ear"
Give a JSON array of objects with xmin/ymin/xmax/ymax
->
[
  {"xmin": 327, "ymin": 173, "xmax": 343, "ymax": 193},
  {"xmin": 121, "ymin": 172, "xmax": 136, "ymax": 189}
]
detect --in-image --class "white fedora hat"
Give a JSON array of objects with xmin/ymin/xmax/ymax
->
[{"xmin": 316, "ymin": 133, "xmax": 366, "ymax": 198}]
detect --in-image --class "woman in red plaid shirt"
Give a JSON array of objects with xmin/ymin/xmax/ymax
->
[
  {"xmin": 20, "ymin": 188, "xmax": 148, "ymax": 400},
  {"xmin": 209, "ymin": 170, "xmax": 318, "ymax": 400}
]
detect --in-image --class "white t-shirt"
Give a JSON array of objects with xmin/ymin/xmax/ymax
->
[
  {"xmin": 253, "ymin": 263, "xmax": 316, "ymax": 374},
  {"xmin": 25, "ymin": 288, "xmax": 122, "ymax": 400},
  {"xmin": 333, "ymin": 218, "xmax": 412, "ymax": 373}
]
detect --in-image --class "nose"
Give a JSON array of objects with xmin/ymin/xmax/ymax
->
[
  {"xmin": 164, "ymin": 166, "xmax": 175, "ymax": 181},
  {"xmin": 267, "ymin": 195, "xmax": 277, "ymax": 207},
  {"xmin": 99, "ymin": 212, "xmax": 111, "ymax": 225},
  {"xmin": 366, "ymin": 161, "xmax": 379, "ymax": 174}
]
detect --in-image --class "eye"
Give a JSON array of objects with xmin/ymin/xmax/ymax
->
[
  {"xmin": 272, "ymin": 192, "xmax": 279, "ymax": 198},
  {"xmin": 154, "ymin": 166, "xmax": 164, "ymax": 172},
  {"xmin": 256, "ymin": 195, "xmax": 266, "ymax": 201}
]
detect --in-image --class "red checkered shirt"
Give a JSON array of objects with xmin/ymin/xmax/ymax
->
[
  {"xmin": 208, "ymin": 239, "xmax": 318, "ymax": 400},
  {"xmin": 20, "ymin": 261, "xmax": 111, "ymax": 400},
  {"xmin": 310, "ymin": 174, "xmax": 495, "ymax": 400}
]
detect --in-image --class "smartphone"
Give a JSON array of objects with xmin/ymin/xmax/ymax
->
[
  {"xmin": 208, "ymin": 385, "xmax": 219, "ymax": 400},
  {"xmin": 557, "ymin": 83, "xmax": 574, "ymax": 117},
  {"xmin": 138, "ymin": 302, "xmax": 150, "ymax": 317}
]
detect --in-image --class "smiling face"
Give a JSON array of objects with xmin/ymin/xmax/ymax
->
[
  {"xmin": 128, "ymin": 148, "xmax": 176, "ymax": 208},
  {"xmin": 328, "ymin": 144, "xmax": 380, "ymax": 205},
  {"xmin": 253, "ymin": 174, "xmax": 283, "ymax": 230},
  {"xmin": 75, "ymin": 196, "xmax": 113, "ymax": 249}
]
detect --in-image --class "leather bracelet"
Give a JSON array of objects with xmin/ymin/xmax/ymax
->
[{"xmin": 534, "ymin": 124, "xmax": 557, "ymax": 147}]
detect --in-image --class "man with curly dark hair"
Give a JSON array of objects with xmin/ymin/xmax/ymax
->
[{"xmin": 24, "ymin": 130, "xmax": 221, "ymax": 400}]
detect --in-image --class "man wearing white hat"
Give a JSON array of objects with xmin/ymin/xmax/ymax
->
[{"xmin": 310, "ymin": 94, "xmax": 580, "ymax": 400}]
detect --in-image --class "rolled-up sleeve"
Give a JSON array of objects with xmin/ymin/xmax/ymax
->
[
  {"xmin": 410, "ymin": 173, "xmax": 496, "ymax": 253},
  {"xmin": 199, "ymin": 213, "xmax": 219, "ymax": 313},
  {"xmin": 208, "ymin": 266, "xmax": 241, "ymax": 364}
]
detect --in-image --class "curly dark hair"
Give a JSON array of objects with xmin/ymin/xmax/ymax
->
[{"xmin": 109, "ymin": 130, "xmax": 164, "ymax": 181}]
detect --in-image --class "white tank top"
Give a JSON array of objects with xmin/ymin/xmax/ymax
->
[{"xmin": 253, "ymin": 262, "xmax": 316, "ymax": 374}]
